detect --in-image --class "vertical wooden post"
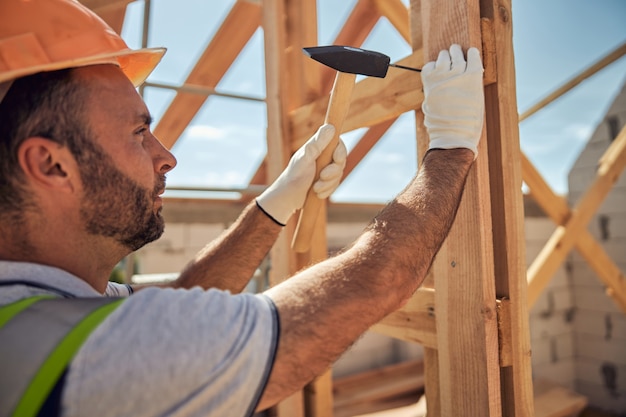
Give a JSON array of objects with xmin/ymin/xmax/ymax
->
[
  {"xmin": 481, "ymin": 0, "xmax": 535, "ymax": 415},
  {"xmin": 416, "ymin": 0, "xmax": 534, "ymax": 415},
  {"xmin": 408, "ymin": 3, "xmax": 443, "ymax": 414},
  {"xmin": 420, "ymin": 0, "xmax": 502, "ymax": 416},
  {"xmin": 263, "ymin": 0, "xmax": 304, "ymax": 415},
  {"xmin": 264, "ymin": 0, "xmax": 333, "ymax": 415},
  {"xmin": 288, "ymin": 1, "xmax": 335, "ymax": 413}
]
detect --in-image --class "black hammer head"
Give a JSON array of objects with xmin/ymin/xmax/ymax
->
[{"xmin": 303, "ymin": 45, "xmax": 391, "ymax": 78}]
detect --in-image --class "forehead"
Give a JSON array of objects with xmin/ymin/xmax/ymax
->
[{"xmin": 73, "ymin": 64, "xmax": 149, "ymax": 124}]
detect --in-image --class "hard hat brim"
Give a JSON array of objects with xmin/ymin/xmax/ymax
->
[{"xmin": 0, "ymin": 47, "xmax": 166, "ymax": 87}]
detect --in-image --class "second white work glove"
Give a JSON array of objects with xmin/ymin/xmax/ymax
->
[
  {"xmin": 421, "ymin": 44, "xmax": 485, "ymax": 158},
  {"xmin": 256, "ymin": 124, "xmax": 347, "ymax": 225}
]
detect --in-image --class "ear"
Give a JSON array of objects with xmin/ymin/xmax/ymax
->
[{"xmin": 17, "ymin": 137, "xmax": 78, "ymax": 194}]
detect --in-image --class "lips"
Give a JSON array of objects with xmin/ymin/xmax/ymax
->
[{"xmin": 154, "ymin": 175, "xmax": 166, "ymax": 199}]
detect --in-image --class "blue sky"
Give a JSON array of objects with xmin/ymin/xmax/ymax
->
[{"xmin": 120, "ymin": 0, "xmax": 626, "ymax": 203}]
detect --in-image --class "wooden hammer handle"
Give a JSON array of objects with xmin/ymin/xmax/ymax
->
[{"xmin": 291, "ymin": 71, "xmax": 356, "ymax": 253}]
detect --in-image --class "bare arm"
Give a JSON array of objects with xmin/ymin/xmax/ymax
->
[
  {"xmin": 166, "ymin": 202, "xmax": 282, "ymax": 293},
  {"xmin": 258, "ymin": 148, "xmax": 474, "ymax": 409}
]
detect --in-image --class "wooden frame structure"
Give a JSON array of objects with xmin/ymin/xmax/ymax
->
[{"xmin": 85, "ymin": 0, "xmax": 626, "ymax": 415}]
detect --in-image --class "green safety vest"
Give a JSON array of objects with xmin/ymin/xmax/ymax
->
[{"xmin": 0, "ymin": 296, "xmax": 124, "ymax": 417}]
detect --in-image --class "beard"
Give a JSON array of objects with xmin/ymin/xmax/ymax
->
[{"xmin": 78, "ymin": 146, "xmax": 166, "ymax": 252}]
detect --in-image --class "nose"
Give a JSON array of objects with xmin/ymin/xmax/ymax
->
[{"xmin": 149, "ymin": 134, "xmax": 177, "ymax": 174}]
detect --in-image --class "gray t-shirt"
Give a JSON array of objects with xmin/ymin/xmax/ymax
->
[{"xmin": 0, "ymin": 261, "xmax": 279, "ymax": 417}]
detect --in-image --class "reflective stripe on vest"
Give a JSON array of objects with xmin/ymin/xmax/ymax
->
[{"xmin": 0, "ymin": 296, "xmax": 124, "ymax": 417}]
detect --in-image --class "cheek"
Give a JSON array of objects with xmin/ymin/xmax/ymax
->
[{"xmin": 120, "ymin": 143, "xmax": 157, "ymax": 187}]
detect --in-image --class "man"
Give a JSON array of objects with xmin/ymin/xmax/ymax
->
[{"xmin": 0, "ymin": 0, "xmax": 485, "ymax": 416}]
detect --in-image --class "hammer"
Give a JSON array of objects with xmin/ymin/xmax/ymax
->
[{"xmin": 292, "ymin": 45, "xmax": 421, "ymax": 253}]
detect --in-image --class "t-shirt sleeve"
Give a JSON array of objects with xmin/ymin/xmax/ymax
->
[{"xmin": 64, "ymin": 287, "xmax": 279, "ymax": 417}]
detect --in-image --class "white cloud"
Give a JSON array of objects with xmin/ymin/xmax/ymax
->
[
  {"xmin": 564, "ymin": 123, "xmax": 593, "ymax": 142},
  {"xmin": 186, "ymin": 125, "xmax": 226, "ymax": 141}
]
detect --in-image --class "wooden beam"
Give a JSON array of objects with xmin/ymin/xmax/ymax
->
[
  {"xmin": 527, "ymin": 125, "xmax": 626, "ymax": 306},
  {"xmin": 408, "ymin": 7, "xmax": 440, "ymax": 416},
  {"xmin": 320, "ymin": 0, "xmax": 381, "ymax": 92},
  {"xmin": 371, "ymin": 288, "xmax": 437, "ymax": 347},
  {"xmin": 421, "ymin": 0, "xmax": 503, "ymax": 415},
  {"xmin": 154, "ymin": 1, "xmax": 262, "ymax": 149},
  {"xmin": 373, "ymin": 0, "xmax": 411, "ymax": 43},
  {"xmin": 521, "ymin": 154, "xmax": 626, "ymax": 312},
  {"xmin": 480, "ymin": 0, "xmax": 535, "ymax": 414},
  {"xmin": 262, "ymin": 1, "xmax": 305, "ymax": 416},
  {"xmin": 332, "ymin": 359, "xmax": 424, "ymax": 417},
  {"xmin": 519, "ymin": 42, "xmax": 626, "ymax": 122},
  {"xmin": 288, "ymin": 0, "xmax": 336, "ymax": 412},
  {"xmin": 285, "ymin": 0, "xmax": 323, "ymax": 108}
]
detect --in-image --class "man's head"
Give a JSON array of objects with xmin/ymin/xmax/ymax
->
[
  {"xmin": 0, "ymin": 64, "xmax": 177, "ymax": 253},
  {"xmin": 0, "ymin": 0, "xmax": 176, "ymax": 264}
]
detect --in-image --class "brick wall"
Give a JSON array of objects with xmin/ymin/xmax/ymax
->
[
  {"xmin": 566, "ymin": 79, "xmax": 626, "ymax": 413},
  {"xmin": 526, "ymin": 217, "xmax": 577, "ymax": 390}
]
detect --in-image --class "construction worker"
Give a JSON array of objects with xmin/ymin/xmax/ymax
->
[{"xmin": 0, "ymin": 0, "xmax": 485, "ymax": 416}]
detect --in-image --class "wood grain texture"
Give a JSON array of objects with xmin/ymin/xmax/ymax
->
[
  {"xmin": 263, "ymin": 1, "xmax": 306, "ymax": 414},
  {"xmin": 421, "ymin": 0, "xmax": 503, "ymax": 415},
  {"xmin": 481, "ymin": 0, "xmax": 534, "ymax": 414}
]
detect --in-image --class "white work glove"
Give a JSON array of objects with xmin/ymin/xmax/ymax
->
[
  {"xmin": 421, "ymin": 44, "xmax": 485, "ymax": 158},
  {"xmin": 256, "ymin": 124, "xmax": 347, "ymax": 225}
]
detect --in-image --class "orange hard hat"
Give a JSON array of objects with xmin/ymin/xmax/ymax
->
[{"xmin": 0, "ymin": 0, "xmax": 165, "ymax": 87}]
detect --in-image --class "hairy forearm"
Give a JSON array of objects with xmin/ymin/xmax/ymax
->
[
  {"xmin": 169, "ymin": 202, "xmax": 282, "ymax": 293},
  {"xmin": 258, "ymin": 148, "xmax": 474, "ymax": 409}
]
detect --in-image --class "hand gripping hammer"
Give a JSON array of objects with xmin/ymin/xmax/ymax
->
[{"xmin": 292, "ymin": 45, "xmax": 421, "ymax": 253}]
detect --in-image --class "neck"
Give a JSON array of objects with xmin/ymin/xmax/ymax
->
[{"xmin": 0, "ymin": 213, "xmax": 125, "ymax": 294}]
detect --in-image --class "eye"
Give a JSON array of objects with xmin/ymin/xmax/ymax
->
[{"xmin": 134, "ymin": 126, "xmax": 148, "ymax": 138}]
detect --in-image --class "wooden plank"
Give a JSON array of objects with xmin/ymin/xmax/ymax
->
[
  {"xmin": 285, "ymin": 0, "xmax": 322, "ymax": 109},
  {"xmin": 479, "ymin": 0, "xmax": 534, "ymax": 414},
  {"xmin": 521, "ymin": 154, "xmax": 626, "ymax": 313},
  {"xmin": 302, "ymin": 190, "xmax": 334, "ymax": 417},
  {"xmin": 154, "ymin": 1, "xmax": 262, "ymax": 149},
  {"xmin": 320, "ymin": 0, "xmax": 381, "ymax": 93},
  {"xmin": 519, "ymin": 42, "xmax": 626, "ymax": 122},
  {"xmin": 263, "ymin": 1, "xmax": 303, "ymax": 415},
  {"xmin": 332, "ymin": 359, "xmax": 424, "ymax": 416},
  {"xmin": 290, "ymin": 50, "xmax": 424, "ymax": 150},
  {"xmin": 371, "ymin": 288, "xmax": 437, "ymax": 348},
  {"xmin": 421, "ymin": 1, "xmax": 502, "ymax": 416},
  {"xmin": 533, "ymin": 380, "xmax": 588, "ymax": 417},
  {"xmin": 496, "ymin": 299, "xmax": 512, "ymax": 367},
  {"xmin": 409, "ymin": 3, "xmax": 434, "ymax": 415},
  {"xmin": 527, "ymin": 126, "xmax": 626, "ymax": 306},
  {"xmin": 423, "ymin": 348, "xmax": 441, "ymax": 417},
  {"xmin": 279, "ymin": 1, "xmax": 336, "ymax": 415},
  {"xmin": 373, "ymin": 0, "xmax": 410, "ymax": 43}
]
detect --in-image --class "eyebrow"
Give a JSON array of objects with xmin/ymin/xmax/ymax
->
[{"xmin": 136, "ymin": 113, "xmax": 153, "ymax": 126}]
